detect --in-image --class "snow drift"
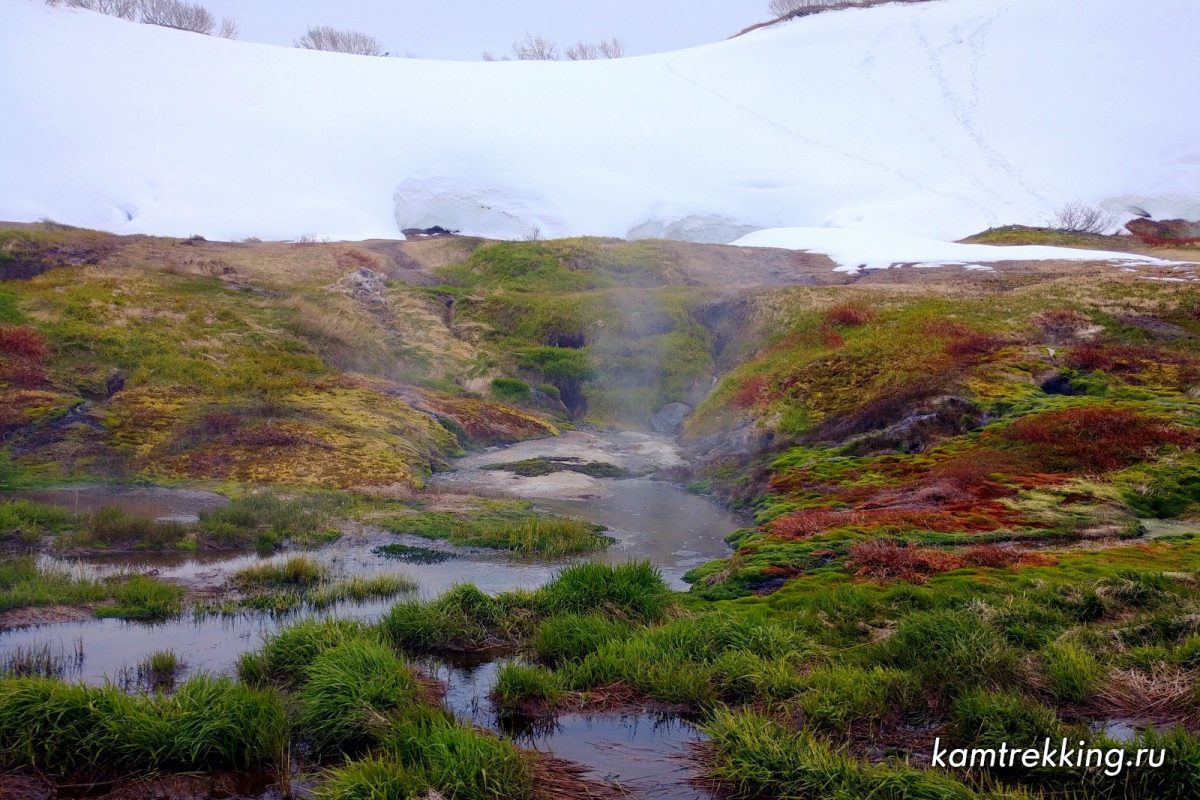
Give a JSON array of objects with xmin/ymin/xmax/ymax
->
[
  {"xmin": 732, "ymin": 227, "xmax": 1181, "ymax": 272},
  {"xmin": 0, "ymin": 0, "xmax": 1197, "ymax": 242}
]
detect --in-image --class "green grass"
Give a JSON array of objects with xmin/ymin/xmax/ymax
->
[
  {"xmin": 0, "ymin": 675, "xmax": 286, "ymax": 775},
  {"xmin": 555, "ymin": 614, "xmax": 815, "ymax": 707},
  {"xmin": 77, "ymin": 506, "xmax": 188, "ymax": 550},
  {"xmin": 381, "ymin": 584, "xmax": 523, "ymax": 654},
  {"xmin": 1042, "ymin": 642, "xmax": 1103, "ymax": 703},
  {"xmin": 0, "ymin": 641, "xmax": 77, "ymax": 679},
  {"xmin": 0, "ymin": 558, "xmax": 183, "ymax": 620},
  {"xmin": 199, "ymin": 491, "xmax": 350, "ymax": 550},
  {"xmin": 373, "ymin": 542, "xmax": 455, "ymax": 563},
  {"xmin": 704, "ymin": 709, "xmax": 984, "ymax": 800},
  {"xmin": 0, "ymin": 500, "xmax": 72, "ymax": 544},
  {"xmin": 483, "ymin": 457, "xmax": 629, "ymax": 478},
  {"xmin": 237, "ymin": 618, "xmax": 375, "ymax": 688},
  {"xmin": 94, "ymin": 574, "xmax": 186, "ymax": 620},
  {"xmin": 793, "ymin": 665, "xmax": 918, "ymax": 733},
  {"xmin": 0, "ymin": 558, "xmax": 107, "ymax": 613},
  {"xmin": 138, "ymin": 649, "xmax": 183, "ymax": 692},
  {"xmin": 532, "ymin": 612, "xmax": 631, "ymax": 665},
  {"xmin": 872, "ymin": 609, "xmax": 1022, "ymax": 703},
  {"xmin": 317, "ymin": 757, "xmax": 427, "ymax": 799},
  {"xmin": 490, "ymin": 377, "xmax": 531, "ymax": 403},
  {"xmin": 492, "ymin": 663, "xmax": 563, "ymax": 716},
  {"xmin": 383, "ymin": 711, "xmax": 534, "ymax": 800},
  {"xmin": 298, "ymin": 640, "xmax": 420, "ymax": 754},
  {"xmin": 232, "ymin": 556, "xmax": 328, "ymax": 591},
  {"xmin": 307, "ymin": 574, "xmax": 418, "ymax": 609},
  {"xmin": 382, "ymin": 509, "xmax": 610, "ymax": 556},
  {"xmin": 951, "ymin": 688, "xmax": 1066, "ymax": 748},
  {"xmin": 538, "ymin": 561, "xmax": 672, "ymax": 621}
]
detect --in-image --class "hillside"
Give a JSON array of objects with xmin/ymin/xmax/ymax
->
[{"xmin": 1, "ymin": 0, "xmax": 1197, "ymax": 242}]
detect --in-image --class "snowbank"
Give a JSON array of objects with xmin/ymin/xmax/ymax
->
[
  {"xmin": 0, "ymin": 0, "xmax": 1197, "ymax": 242},
  {"xmin": 731, "ymin": 227, "xmax": 1180, "ymax": 272}
]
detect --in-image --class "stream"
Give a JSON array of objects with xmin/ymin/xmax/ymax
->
[{"xmin": 0, "ymin": 430, "xmax": 741, "ymax": 799}]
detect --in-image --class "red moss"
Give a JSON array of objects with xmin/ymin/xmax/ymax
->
[
  {"xmin": 961, "ymin": 544, "xmax": 1021, "ymax": 568},
  {"xmin": 922, "ymin": 319, "xmax": 1007, "ymax": 359},
  {"xmin": 820, "ymin": 326, "xmax": 845, "ymax": 349},
  {"xmin": 1004, "ymin": 405, "xmax": 1193, "ymax": 472},
  {"xmin": 0, "ymin": 325, "xmax": 49, "ymax": 388},
  {"xmin": 731, "ymin": 374, "xmax": 770, "ymax": 410},
  {"xmin": 847, "ymin": 539, "xmax": 964, "ymax": 583},
  {"xmin": 824, "ymin": 303, "xmax": 875, "ymax": 327},
  {"xmin": 1066, "ymin": 343, "xmax": 1191, "ymax": 376},
  {"xmin": 771, "ymin": 508, "xmax": 861, "ymax": 539},
  {"xmin": 1034, "ymin": 309, "xmax": 1092, "ymax": 338},
  {"xmin": 0, "ymin": 326, "xmax": 48, "ymax": 360}
]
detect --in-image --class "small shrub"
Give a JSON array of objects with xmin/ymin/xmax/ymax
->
[
  {"xmin": 962, "ymin": 544, "xmax": 1022, "ymax": 569},
  {"xmin": 824, "ymin": 303, "xmax": 874, "ymax": 327},
  {"xmin": 0, "ymin": 325, "xmax": 48, "ymax": 360},
  {"xmin": 296, "ymin": 24, "xmax": 385, "ymax": 55},
  {"xmin": 0, "ymin": 325, "xmax": 49, "ymax": 387},
  {"xmin": 1049, "ymin": 201, "xmax": 1115, "ymax": 234}
]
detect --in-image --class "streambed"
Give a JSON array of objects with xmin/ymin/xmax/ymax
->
[{"xmin": 1, "ymin": 430, "xmax": 740, "ymax": 798}]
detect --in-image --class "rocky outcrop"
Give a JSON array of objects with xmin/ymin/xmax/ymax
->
[
  {"xmin": 1126, "ymin": 218, "xmax": 1200, "ymax": 246},
  {"xmin": 650, "ymin": 402, "xmax": 692, "ymax": 435}
]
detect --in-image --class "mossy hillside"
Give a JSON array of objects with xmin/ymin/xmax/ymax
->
[
  {"xmin": 429, "ymin": 241, "xmax": 724, "ymax": 423},
  {"xmin": 0, "ymin": 227, "xmax": 569, "ymax": 488},
  {"xmin": 678, "ymin": 274, "xmax": 1200, "ymax": 600}
]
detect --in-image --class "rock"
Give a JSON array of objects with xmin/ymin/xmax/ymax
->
[
  {"xmin": 650, "ymin": 402, "xmax": 692, "ymax": 434},
  {"xmin": 1126, "ymin": 218, "xmax": 1200, "ymax": 246},
  {"xmin": 401, "ymin": 226, "xmax": 456, "ymax": 237},
  {"xmin": 105, "ymin": 368, "xmax": 125, "ymax": 397},
  {"xmin": 336, "ymin": 267, "xmax": 388, "ymax": 306}
]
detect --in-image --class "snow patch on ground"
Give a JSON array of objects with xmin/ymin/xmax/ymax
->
[
  {"xmin": 731, "ymin": 227, "xmax": 1184, "ymax": 273},
  {"xmin": 0, "ymin": 0, "xmax": 1197, "ymax": 241}
]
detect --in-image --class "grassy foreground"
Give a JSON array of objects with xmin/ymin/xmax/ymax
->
[{"xmin": 0, "ymin": 563, "xmax": 670, "ymax": 798}]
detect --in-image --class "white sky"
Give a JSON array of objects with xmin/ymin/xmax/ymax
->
[{"xmin": 198, "ymin": 1, "xmax": 772, "ymax": 59}]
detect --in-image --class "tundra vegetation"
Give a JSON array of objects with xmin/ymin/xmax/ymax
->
[{"xmin": 2, "ymin": 222, "xmax": 1200, "ymax": 796}]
